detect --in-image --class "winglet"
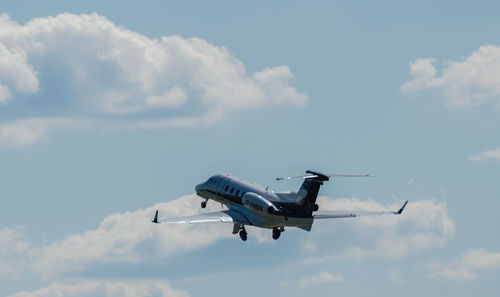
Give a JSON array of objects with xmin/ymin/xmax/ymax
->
[
  {"xmin": 394, "ymin": 201, "xmax": 408, "ymax": 215},
  {"xmin": 152, "ymin": 210, "xmax": 158, "ymax": 223}
]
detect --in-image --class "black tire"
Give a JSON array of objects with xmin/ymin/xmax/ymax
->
[
  {"xmin": 272, "ymin": 228, "xmax": 281, "ymax": 240},
  {"xmin": 239, "ymin": 230, "xmax": 247, "ymax": 241},
  {"xmin": 201, "ymin": 201, "xmax": 207, "ymax": 208}
]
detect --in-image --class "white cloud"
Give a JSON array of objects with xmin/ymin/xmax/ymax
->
[
  {"xmin": 0, "ymin": 41, "xmax": 39, "ymax": 104},
  {"xmin": 304, "ymin": 198, "xmax": 454, "ymax": 262},
  {"xmin": 0, "ymin": 117, "xmax": 89, "ymax": 148},
  {"xmin": 0, "ymin": 227, "xmax": 32, "ymax": 278},
  {"xmin": 0, "ymin": 12, "xmax": 307, "ymax": 146},
  {"xmin": 299, "ymin": 271, "xmax": 345, "ymax": 288},
  {"xmin": 145, "ymin": 86, "xmax": 188, "ymax": 108},
  {"xmin": 1, "ymin": 196, "xmax": 454, "ymax": 282},
  {"xmin": 400, "ymin": 58, "xmax": 442, "ymax": 93},
  {"xmin": 32, "ymin": 194, "xmax": 232, "ymax": 278},
  {"xmin": 401, "ymin": 45, "xmax": 500, "ymax": 108},
  {"xmin": 7, "ymin": 279, "xmax": 188, "ymax": 297},
  {"xmin": 0, "ymin": 194, "xmax": 238, "ymax": 279},
  {"xmin": 468, "ymin": 148, "xmax": 500, "ymax": 162},
  {"xmin": 0, "ymin": 84, "xmax": 12, "ymax": 104},
  {"xmin": 429, "ymin": 249, "xmax": 500, "ymax": 280}
]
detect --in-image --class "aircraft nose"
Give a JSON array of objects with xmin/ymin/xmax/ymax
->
[{"xmin": 195, "ymin": 183, "xmax": 205, "ymax": 192}]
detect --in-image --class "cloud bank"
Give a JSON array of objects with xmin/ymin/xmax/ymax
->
[
  {"xmin": 401, "ymin": 45, "xmax": 500, "ymax": 108},
  {"xmin": 1, "ymin": 196, "xmax": 454, "ymax": 281},
  {"xmin": 299, "ymin": 271, "xmax": 345, "ymax": 288},
  {"xmin": 0, "ymin": 13, "xmax": 307, "ymax": 147},
  {"xmin": 429, "ymin": 248, "xmax": 500, "ymax": 280},
  {"xmin": 7, "ymin": 280, "xmax": 188, "ymax": 297},
  {"xmin": 1, "ymin": 196, "xmax": 455, "ymax": 296},
  {"xmin": 304, "ymin": 197, "xmax": 454, "ymax": 262},
  {"xmin": 468, "ymin": 148, "xmax": 500, "ymax": 162},
  {"xmin": 1, "ymin": 194, "xmax": 233, "ymax": 279}
]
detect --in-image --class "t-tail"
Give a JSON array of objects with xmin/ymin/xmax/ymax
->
[
  {"xmin": 276, "ymin": 170, "xmax": 372, "ymax": 216},
  {"xmin": 295, "ymin": 170, "xmax": 329, "ymax": 215}
]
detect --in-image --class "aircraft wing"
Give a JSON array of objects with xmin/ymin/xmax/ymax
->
[
  {"xmin": 314, "ymin": 201, "xmax": 408, "ymax": 219},
  {"xmin": 152, "ymin": 209, "xmax": 251, "ymax": 225}
]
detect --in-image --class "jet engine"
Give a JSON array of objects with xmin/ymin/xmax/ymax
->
[{"xmin": 242, "ymin": 192, "xmax": 280, "ymax": 215}]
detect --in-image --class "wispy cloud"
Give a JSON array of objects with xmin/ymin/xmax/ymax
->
[
  {"xmin": 468, "ymin": 148, "xmax": 500, "ymax": 162},
  {"xmin": 0, "ymin": 117, "xmax": 90, "ymax": 148},
  {"xmin": 299, "ymin": 271, "xmax": 345, "ymax": 288},
  {"xmin": 0, "ymin": 13, "xmax": 307, "ymax": 147},
  {"xmin": 1, "ymin": 196, "xmax": 455, "ymax": 285},
  {"xmin": 429, "ymin": 249, "xmax": 500, "ymax": 280},
  {"xmin": 0, "ymin": 194, "xmax": 235, "ymax": 279},
  {"xmin": 7, "ymin": 279, "xmax": 188, "ymax": 297},
  {"xmin": 303, "ymin": 198, "xmax": 454, "ymax": 263},
  {"xmin": 401, "ymin": 45, "xmax": 500, "ymax": 108},
  {"xmin": 0, "ymin": 227, "xmax": 32, "ymax": 278},
  {"xmin": 0, "ymin": 42, "xmax": 39, "ymax": 104}
]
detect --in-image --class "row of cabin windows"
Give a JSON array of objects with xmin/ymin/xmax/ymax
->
[{"xmin": 224, "ymin": 185, "xmax": 241, "ymax": 196}]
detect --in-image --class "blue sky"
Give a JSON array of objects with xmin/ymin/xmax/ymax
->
[{"xmin": 1, "ymin": 1, "xmax": 500, "ymax": 296}]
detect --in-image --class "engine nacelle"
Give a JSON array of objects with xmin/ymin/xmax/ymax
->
[{"xmin": 242, "ymin": 192, "xmax": 280, "ymax": 214}]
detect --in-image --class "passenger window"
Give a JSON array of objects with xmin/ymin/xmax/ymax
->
[
  {"xmin": 236, "ymin": 190, "xmax": 240, "ymax": 196},
  {"xmin": 230, "ymin": 188, "xmax": 234, "ymax": 194},
  {"xmin": 225, "ymin": 186, "xmax": 229, "ymax": 192}
]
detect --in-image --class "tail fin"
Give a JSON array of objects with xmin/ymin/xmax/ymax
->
[{"xmin": 295, "ymin": 170, "xmax": 329, "ymax": 214}]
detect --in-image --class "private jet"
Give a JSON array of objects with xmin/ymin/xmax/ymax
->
[{"xmin": 152, "ymin": 170, "xmax": 408, "ymax": 241}]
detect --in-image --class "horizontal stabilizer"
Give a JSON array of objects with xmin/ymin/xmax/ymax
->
[{"xmin": 277, "ymin": 170, "xmax": 372, "ymax": 181}]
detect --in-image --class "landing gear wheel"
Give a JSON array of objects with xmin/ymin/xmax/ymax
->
[
  {"xmin": 201, "ymin": 201, "xmax": 207, "ymax": 208},
  {"xmin": 272, "ymin": 227, "xmax": 281, "ymax": 240},
  {"xmin": 239, "ymin": 230, "xmax": 247, "ymax": 241}
]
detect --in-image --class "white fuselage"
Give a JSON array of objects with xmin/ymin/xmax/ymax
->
[{"xmin": 195, "ymin": 174, "xmax": 313, "ymax": 229}]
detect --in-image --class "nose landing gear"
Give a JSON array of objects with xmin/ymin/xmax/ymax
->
[{"xmin": 200, "ymin": 200, "xmax": 207, "ymax": 208}]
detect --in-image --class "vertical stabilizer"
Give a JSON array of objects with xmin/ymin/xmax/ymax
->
[{"xmin": 295, "ymin": 170, "xmax": 329, "ymax": 214}]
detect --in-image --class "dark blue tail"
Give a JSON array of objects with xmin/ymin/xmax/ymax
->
[{"xmin": 296, "ymin": 170, "xmax": 329, "ymax": 214}]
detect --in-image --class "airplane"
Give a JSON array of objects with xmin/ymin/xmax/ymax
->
[{"xmin": 152, "ymin": 170, "xmax": 408, "ymax": 241}]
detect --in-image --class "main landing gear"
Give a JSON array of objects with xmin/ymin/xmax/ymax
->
[
  {"xmin": 233, "ymin": 224, "xmax": 247, "ymax": 241},
  {"xmin": 233, "ymin": 225, "xmax": 284, "ymax": 241},
  {"xmin": 200, "ymin": 200, "xmax": 207, "ymax": 208},
  {"xmin": 239, "ymin": 226, "xmax": 247, "ymax": 241},
  {"xmin": 272, "ymin": 227, "xmax": 284, "ymax": 240}
]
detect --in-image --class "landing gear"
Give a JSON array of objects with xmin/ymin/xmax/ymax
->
[
  {"xmin": 201, "ymin": 200, "xmax": 207, "ymax": 208},
  {"xmin": 239, "ymin": 226, "xmax": 248, "ymax": 241},
  {"xmin": 272, "ymin": 227, "xmax": 283, "ymax": 240}
]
